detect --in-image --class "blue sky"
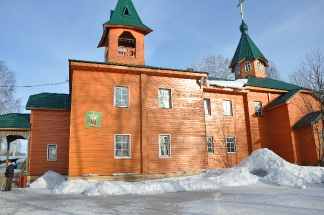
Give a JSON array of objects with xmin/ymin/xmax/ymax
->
[{"xmin": 1, "ymin": 0, "xmax": 324, "ymax": 113}]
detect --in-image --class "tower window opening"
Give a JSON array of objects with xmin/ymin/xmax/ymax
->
[
  {"xmin": 118, "ymin": 31, "xmax": 136, "ymax": 58},
  {"xmin": 257, "ymin": 61, "xmax": 262, "ymax": 71},
  {"xmin": 123, "ymin": 7, "xmax": 131, "ymax": 16},
  {"xmin": 244, "ymin": 61, "xmax": 251, "ymax": 72},
  {"xmin": 236, "ymin": 64, "xmax": 241, "ymax": 75}
]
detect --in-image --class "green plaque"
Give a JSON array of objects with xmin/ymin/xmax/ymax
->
[{"xmin": 85, "ymin": 111, "xmax": 102, "ymax": 127}]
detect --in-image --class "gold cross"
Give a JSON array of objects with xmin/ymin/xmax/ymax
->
[{"xmin": 237, "ymin": 0, "xmax": 245, "ymax": 20}]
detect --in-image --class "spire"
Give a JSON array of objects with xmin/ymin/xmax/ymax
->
[
  {"xmin": 229, "ymin": 20, "xmax": 268, "ymax": 68},
  {"xmin": 103, "ymin": 0, "xmax": 152, "ymax": 34}
]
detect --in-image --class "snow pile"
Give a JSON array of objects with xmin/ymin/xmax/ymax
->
[
  {"xmin": 30, "ymin": 149, "xmax": 324, "ymax": 196},
  {"xmin": 30, "ymin": 170, "xmax": 66, "ymax": 189},
  {"xmin": 208, "ymin": 78, "xmax": 248, "ymax": 90}
]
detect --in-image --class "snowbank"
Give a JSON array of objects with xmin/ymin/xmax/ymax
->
[
  {"xmin": 208, "ymin": 78, "xmax": 248, "ymax": 90},
  {"xmin": 30, "ymin": 149, "xmax": 324, "ymax": 196}
]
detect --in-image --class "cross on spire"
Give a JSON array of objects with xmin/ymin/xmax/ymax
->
[{"xmin": 237, "ymin": 0, "xmax": 245, "ymax": 20}]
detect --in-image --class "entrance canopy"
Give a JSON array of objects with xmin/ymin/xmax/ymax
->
[{"xmin": 0, "ymin": 113, "xmax": 30, "ymax": 141}]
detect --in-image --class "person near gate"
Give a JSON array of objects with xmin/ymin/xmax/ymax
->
[{"xmin": 4, "ymin": 160, "xmax": 15, "ymax": 191}]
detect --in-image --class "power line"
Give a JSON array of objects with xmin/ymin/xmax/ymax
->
[{"xmin": 0, "ymin": 81, "xmax": 69, "ymax": 88}]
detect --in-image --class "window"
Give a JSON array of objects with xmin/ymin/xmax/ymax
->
[
  {"xmin": 115, "ymin": 135, "xmax": 130, "ymax": 158},
  {"xmin": 254, "ymin": 101, "xmax": 262, "ymax": 116},
  {"xmin": 236, "ymin": 64, "xmax": 241, "ymax": 75},
  {"xmin": 244, "ymin": 61, "xmax": 251, "ymax": 72},
  {"xmin": 226, "ymin": 136, "xmax": 236, "ymax": 153},
  {"xmin": 207, "ymin": 137, "xmax": 214, "ymax": 153},
  {"xmin": 223, "ymin": 100, "xmax": 233, "ymax": 116},
  {"xmin": 114, "ymin": 86, "xmax": 129, "ymax": 107},
  {"xmin": 159, "ymin": 135, "xmax": 171, "ymax": 157},
  {"xmin": 257, "ymin": 61, "xmax": 262, "ymax": 71},
  {"xmin": 159, "ymin": 89, "xmax": 171, "ymax": 108},
  {"xmin": 47, "ymin": 144, "xmax": 57, "ymax": 161},
  {"xmin": 204, "ymin": 99, "xmax": 211, "ymax": 115}
]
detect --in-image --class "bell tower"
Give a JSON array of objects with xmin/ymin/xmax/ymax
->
[
  {"xmin": 229, "ymin": 0, "xmax": 269, "ymax": 80},
  {"xmin": 97, "ymin": 0, "xmax": 152, "ymax": 65}
]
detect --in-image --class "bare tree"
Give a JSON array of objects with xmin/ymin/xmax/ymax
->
[
  {"xmin": 0, "ymin": 61, "xmax": 21, "ymax": 114},
  {"xmin": 189, "ymin": 54, "xmax": 234, "ymax": 80},
  {"xmin": 289, "ymin": 48, "xmax": 324, "ymax": 91},
  {"xmin": 289, "ymin": 48, "xmax": 324, "ymax": 166},
  {"xmin": 265, "ymin": 61, "xmax": 282, "ymax": 81}
]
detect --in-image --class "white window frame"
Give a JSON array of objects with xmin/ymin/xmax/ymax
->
[
  {"xmin": 114, "ymin": 86, "xmax": 129, "ymax": 108},
  {"xmin": 207, "ymin": 136, "xmax": 214, "ymax": 153},
  {"xmin": 236, "ymin": 64, "xmax": 241, "ymax": 75},
  {"xmin": 47, "ymin": 144, "xmax": 57, "ymax": 161},
  {"xmin": 158, "ymin": 89, "xmax": 172, "ymax": 109},
  {"xmin": 244, "ymin": 61, "xmax": 251, "ymax": 72},
  {"xmin": 256, "ymin": 61, "xmax": 262, "ymax": 71},
  {"xmin": 226, "ymin": 136, "xmax": 237, "ymax": 153},
  {"xmin": 223, "ymin": 100, "xmax": 233, "ymax": 116},
  {"xmin": 159, "ymin": 134, "xmax": 171, "ymax": 158},
  {"xmin": 254, "ymin": 101, "xmax": 262, "ymax": 117},
  {"xmin": 204, "ymin": 98, "xmax": 211, "ymax": 115},
  {"xmin": 114, "ymin": 134, "xmax": 131, "ymax": 158}
]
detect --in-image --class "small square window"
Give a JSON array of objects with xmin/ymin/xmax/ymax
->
[
  {"xmin": 204, "ymin": 99, "xmax": 211, "ymax": 115},
  {"xmin": 236, "ymin": 64, "xmax": 241, "ymax": 75},
  {"xmin": 226, "ymin": 136, "xmax": 236, "ymax": 153},
  {"xmin": 223, "ymin": 100, "xmax": 233, "ymax": 116},
  {"xmin": 114, "ymin": 86, "xmax": 129, "ymax": 108},
  {"xmin": 254, "ymin": 101, "xmax": 262, "ymax": 117},
  {"xmin": 115, "ymin": 135, "xmax": 131, "ymax": 158},
  {"xmin": 207, "ymin": 136, "xmax": 214, "ymax": 153},
  {"xmin": 159, "ymin": 89, "xmax": 172, "ymax": 109},
  {"xmin": 244, "ymin": 61, "xmax": 251, "ymax": 72},
  {"xmin": 159, "ymin": 135, "xmax": 171, "ymax": 157},
  {"xmin": 47, "ymin": 144, "xmax": 57, "ymax": 161}
]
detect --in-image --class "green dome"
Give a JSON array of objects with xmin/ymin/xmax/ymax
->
[{"xmin": 240, "ymin": 21, "xmax": 248, "ymax": 34}]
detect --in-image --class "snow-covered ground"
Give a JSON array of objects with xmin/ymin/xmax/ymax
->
[{"xmin": 1, "ymin": 149, "xmax": 324, "ymax": 214}]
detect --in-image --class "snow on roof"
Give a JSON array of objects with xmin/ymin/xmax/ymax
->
[
  {"xmin": 29, "ymin": 149, "xmax": 324, "ymax": 197},
  {"xmin": 207, "ymin": 78, "xmax": 247, "ymax": 90}
]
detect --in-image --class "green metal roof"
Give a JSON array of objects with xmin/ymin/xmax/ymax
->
[
  {"xmin": 103, "ymin": 0, "xmax": 152, "ymax": 32},
  {"xmin": 26, "ymin": 93, "xmax": 71, "ymax": 110},
  {"xmin": 245, "ymin": 76, "xmax": 301, "ymax": 91},
  {"xmin": 230, "ymin": 21, "xmax": 267, "ymax": 68},
  {"xmin": 0, "ymin": 113, "xmax": 30, "ymax": 129},
  {"xmin": 293, "ymin": 111, "xmax": 322, "ymax": 128},
  {"xmin": 265, "ymin": 89, "xmax": 301, "ymax": 109}
]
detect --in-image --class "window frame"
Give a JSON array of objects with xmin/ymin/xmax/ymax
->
[
  {"xmin": 256, "ymin": 61, "xmax": 262, "ymax": 71},
  {"xmin": 254, "ymin": 101, "xmax": 262, "ymax": 117},
  {"xmin": 236, "ymin": 64, "xmax": 241, "ymax": 75},
  {"xmin": 223, "ymin": 100, "xmax": 233, "ymax": 116},
  {"xmin": 206, "ymin": 136, "xmax": 214, "ymax": 153},
  {"xmin": 244, "ymin": 61, "xmax": 251, "ymax": 72},
  {"xmin": 114, "ymin": 134, "xmax": 131, "ymax": 158},
  {"xmin": 159, "ymin": 134, "xmax": 171, "ymax": 158},
  {"xmin": 158, "ymin": 88, "xmax": 172, "ymax": 109},
  {"xmin": 226, "ymin": 136, "xmax": 237, "ymax": 153},
  {"xmin": 114, "ymin": 86, "xmax": 129, "ymax": 108},
  {"xmin": 204, "ymin": 98, "xmax": 211, "ymax": 115},
  {"xmin": 47, "ymin": 144, "xmax": 57, "ymax": 161}
]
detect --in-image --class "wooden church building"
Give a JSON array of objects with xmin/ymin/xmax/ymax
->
[{"xmin": 0, "ymin": 0, "xmax": 322, "ymax": 180}]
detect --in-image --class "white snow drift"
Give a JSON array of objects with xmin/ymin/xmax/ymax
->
[{"xmin": 29, "ymin": 149, "xmax": 324, "ymax": 197}]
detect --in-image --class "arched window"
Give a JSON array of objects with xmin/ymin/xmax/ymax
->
[{"xmin": 118, "ymin": 31, "xmax": 136, "ymax": 57}]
